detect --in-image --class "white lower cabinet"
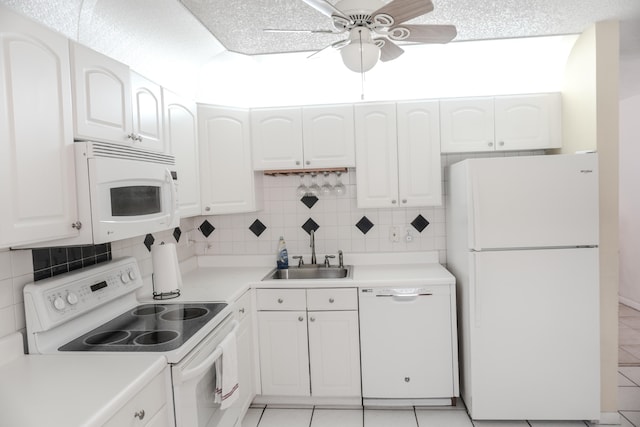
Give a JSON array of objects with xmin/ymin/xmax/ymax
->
[
  {"xmin": 256, "ymin": 288, "xmax": 361, "ymax": 398},
  {"xmin": 104, "ymin": 368, "xmax": 172, "ymax": 427}
]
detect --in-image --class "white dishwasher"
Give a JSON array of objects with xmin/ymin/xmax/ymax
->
[{"xmin": 359, "ymin": 285, "xmax": 459, "ymax": 407}]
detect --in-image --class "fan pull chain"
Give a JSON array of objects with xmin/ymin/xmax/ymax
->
[{"xmin": 359, "ymin": 28, "xmax": 365, "ymax": 100}]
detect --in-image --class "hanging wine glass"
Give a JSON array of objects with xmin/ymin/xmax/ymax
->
[
  {"xmin": 320, "ymin": 172, "xmax": 333, "ymax": 195},
  {"xmin": 308, "ymin": 173, "xmax": 321, "ymax": 196},
  {"xmin": 296, "ymin": 174, "xmax": 309, "ymax": 197},
  {"xmin": 334, "ymin": 171, "xmax": 346, "ymax": 196}
]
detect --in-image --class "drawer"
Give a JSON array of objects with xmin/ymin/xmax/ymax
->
[
  {"xmin": 233, "ymin": 289, "xmax": 253, "ymax": 322},
  {"xmin": 307, "ymin": 288, "xmax": 358, "ymax": 311},
  {"xmin": 257, "ymin": 289, "xmax": 306, "ymax": 311},
  {"xmin": 104, "ymin": 369, "xmax": 167, "ymax": 427}
]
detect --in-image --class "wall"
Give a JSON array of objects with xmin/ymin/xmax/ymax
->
[
  {"xmin": 619, "ymin": 91, "xmax": 640, "ymax": 309},
  {"xmin": 561, "ymin": 21, "xmax": 620, "ymax": 418}
]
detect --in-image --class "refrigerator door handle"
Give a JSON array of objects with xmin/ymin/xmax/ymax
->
[
  {"xmin": 470, "ymin": 173, "xmax": 481, "ymax": 251},
  {"xmin": 473, "ymin": 267, "xmax": 481, "ymax": 328}
]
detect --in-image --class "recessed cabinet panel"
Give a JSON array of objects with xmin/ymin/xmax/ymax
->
[
  {"xmin": 258, "ymin": 311, "xmax": 311, "ymax": 396},
  {"xmin": 0, "ymin": 10, "xmax": 78, "ymax": 247},
  {"xmin": 199, "ymin": 105, "xmax": 262, "ymax": 215},
  {"xmin": 397, "ymin": 101, "xmax": 442, "ymax": 206},
  {"xmin": 302, "ymin": 104, "xmax": 355, "ymax": 168},
  {"xmin": 354, "ymin": 103, "xmax": 399, "ymax": 208},
  {"xmin": 131, "ymin": 72, "xmax": 165, "ymax": 152},
  {"xmin": 164, "ymin": 89, "xmax": 199, "ymax": 217},
  {"xmin": 308, "ymin": 310, "xmax": 361, "ymax": 397},
  {"xmin": 251, "ymin": 107, "xmax": 303, "ymax": 170},
  {"xmin": 71, "ymin": 42, "xmax": 133, "ymax": 144},
  {"xmin": 440, "ymin": 97, "xmax": 495, "ymax": 153},
  {"xmin": 494, "ymin": 93, "xmax": 561, "ymax": 150}
]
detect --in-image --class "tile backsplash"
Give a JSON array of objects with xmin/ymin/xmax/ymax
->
[{"xmin": 32, "ymin": 244, "xmax": 112, "ymax": 281}]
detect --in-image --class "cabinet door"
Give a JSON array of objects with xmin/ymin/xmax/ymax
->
[
  {"xmin": 199, "ymin": 105, "xmax": 261, "ymax": 214},
  {"xmin": 494, "ymin": 93, "xmax": 562, "ymax": 151},
  {"xmin": 131, "ymin": 71, "xmax": 166, "ymax": 153},
  {"xmin": 397, "ymin": 100, "xmax": 442, "ymax": 207},
  {"xmin": 440, "ymin": 97, "xmax": 494, "ymax": 153},
  {"xmin": 308, "ymin": 311, "xmax": 361, "ymax": 397},
  {"xmin": 354, "ymin": 103, "xmax": 399, "ymax": 208},
  {"xmin": 163, "ymin": 89, "xmax": 200, "ymax": 217},
  {"xmin": 251, "ymin": 107, "xmax": 303, "ymax": 170},
  {"xmin": 302, "ymin": 104, "xmax": 355, "ymax": 168},
  {"xmin": 0, "ymin": 10, "xmax": 79, "ymax": 247},
  {"xmin": 71, "ymin": 42, "xmax": 133, "ymax": 144},
  {"xmin": 257, "ymin": 311, "xmax": 310, "ymax": 396}
]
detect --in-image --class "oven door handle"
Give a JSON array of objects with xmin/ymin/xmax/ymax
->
[{"xmin": 177, "ymin": 320, "xmax": 240, "ymax": 384}]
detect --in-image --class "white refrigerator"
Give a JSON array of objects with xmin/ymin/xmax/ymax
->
[{"xmin": 446, "ymin": 154, "xmax": 600, "ymax": 420}]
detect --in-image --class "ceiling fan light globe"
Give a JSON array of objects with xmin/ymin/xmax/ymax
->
[{"xmin": 340, "ymin": 41, "xmax": 380, "ymax": 72}]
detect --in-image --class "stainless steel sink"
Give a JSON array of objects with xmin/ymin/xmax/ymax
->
[{"xmin": 262, "ymin": 265, "xmax": 352, "ymax": 281}]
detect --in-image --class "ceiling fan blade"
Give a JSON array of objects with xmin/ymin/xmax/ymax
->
[
  {"xmin": 371, "ymin": 0, "xmax": 434, "ymax": 27},
  {"xmin": 377, "ymin": 39, "xmax": 405, "ymax": 62},
  {"xmin": 301, "ymin": 0, "xmax": 349, "ymax": 20},
  {"xmin": 264, "ymin": 29, "xmax": 338, "ymax": 34},
  {"xmin": 307, "ymin": 38, "xmax": 349, "ymax": 59},
  {"xmin": 389, "ymin": 24, "xmax": 457, "ymax": 43}
]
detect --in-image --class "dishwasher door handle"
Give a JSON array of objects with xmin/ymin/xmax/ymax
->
[{"xmin": 375, "ymin": 293, "xmax": 433, "ymax": 298}]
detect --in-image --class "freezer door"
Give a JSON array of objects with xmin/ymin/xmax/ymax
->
[
  {"xmin": 465, "ymin": 248, "xmax": 600, "ymax": 420},
  {"xmin": 466, "ymin": 154, "xmax": 599, "ymax": 250}
]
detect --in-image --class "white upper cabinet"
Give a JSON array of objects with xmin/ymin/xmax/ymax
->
[
  {"xmin": 440, "ymin": 97, "xmax": 495, "ymax": 153},
  {"xmin": 131, "ymin": 71, "xmax": 166, "ymax": 153},
  {"xmin": 354, "ymin": 103, "xmax": 399, "ymax": 208},
  {"xmin": 251, "ymin": 107, "xmax": 303, "ymax": 170},
  {"xmin": 0, "ymin": 8, "xmax": 79, "ymax": 247},
  {"xmin": 163, "ymin": 89, "xmax": 199, "ymax": 217},
  {"xmin": 494, "ymin": 93, "xmax": 562, "ymax": 150},
  {"xmin": 301, "ymin": 104, "xmax": 355, "ymax": 168},
  {"xmin": 355, "ymin": 101, "xmax": 442, "ymax": 208},
  {"xmin": 440, "ymin": 93, "xmax": 562, "ymax": 153},
  {"xmin": 199, "ymin": 105, "xmax": 262, "ymax": 215},
  {"xmin": 397, "ymin": 100, "xmax": 442, "ymax": 207},
  {"xmin": 71, "ymin": 42, "xmax": 133, "ymax": 144}
]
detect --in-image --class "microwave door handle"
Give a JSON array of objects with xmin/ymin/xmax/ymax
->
[
  {"xmin": 166, "ymin": 169, "xmax": 178, "ymax": 225},
  {"xmin": 177, "ymin": 320, "xmax": 239, "ymax": 384}
]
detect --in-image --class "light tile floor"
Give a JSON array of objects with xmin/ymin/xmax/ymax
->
[
  {"xmin": 620, "ymin": 304, "xmax": 640, "ymax": 366},
  {"xmin": 242, "ymin": 367, "xmax": 640, "ymax": 427}
]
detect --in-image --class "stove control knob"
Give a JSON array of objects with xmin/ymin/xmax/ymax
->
[
  {"xmin": 53, "ymin": 297, "xmax": 66, "ymax": 311},
  {"xmin": 66, "ymin": 292, "xmax": 79, "ymax": 305},
  {"xmin": 128, "ymin": 270, "xmax": 137, "ymax": 281},
  {"xmin": 120, "ymin": 273, "xmax": 130, "ymax": 284}
]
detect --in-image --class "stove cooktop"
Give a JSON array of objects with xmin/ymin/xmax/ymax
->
[{"xmin": 58, "ymin": 302, "xmax": 227, "ymax": 352}]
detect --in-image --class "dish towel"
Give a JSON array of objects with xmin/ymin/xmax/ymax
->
[{"xmin": 214, "ymin": 330, "xmax": 239, "ymax": 410}]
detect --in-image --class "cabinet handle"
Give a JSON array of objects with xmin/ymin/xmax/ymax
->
[
  {"xmin": 205, "ymin": 206, "xmax": 211, "ymax": 212},
  {"xmin": 71, "ymin": 221, "xmax": 82, "ymax": 230},
  {"xmin": 136, "ymin": 135, "xmax": 143, "ymax": 142},
  {"xmin": 488, "ymin": 141, "xmax": 494, "ymax": 147},
  {"xmin": 402, "ymin": 199, "xmax": 407, "ymax": 204},
  {"xmin": 298, "ymin": 316, "xmax": 304, "ymax": 322},
  {"xmin": 295, "ymin": 161, "xmax": 301, "ymax": 165},
  {"xmin": 310, "ymin": 317, "xmax": 316, "ymax": 322},
  {"xmin": 391, "ymin": 199, "xmax": 397, "ymax": 204},
  {"xmin": 277, "ymin": 298, "xmax": 284, "ymax": 304},
  {"xmin": 329, "ymin": 298, "xmax": 334, "ymax": 303},
  {"xmin": 305, "ymin": 160, "xmax": 310, "ymax": 165},
  {"xmin": 498, "ymin": 141, "xmax": 505, "ymax": 146},
  {"xmin": 134, "ymin": 409, "xmax": 145, "ymax": 420},
  {"xmin": 404, "ymin": 377, "xmax": 410, "ymax": 383},
  {"xmin": 127, "ymin": 133, "xmax": 137, "ymax": 141},
  {"xmin": 239, "ymin": 308, "xmax": 245, "ymax": 314}
]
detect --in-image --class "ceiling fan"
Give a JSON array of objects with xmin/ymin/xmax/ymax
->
[{"xmin": 265, "ymin": 0, "xmax": 457, "ymax": 73}]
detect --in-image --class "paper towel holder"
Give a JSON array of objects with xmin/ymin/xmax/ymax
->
[{"xmin": 152, "ymin": 278, "xmax": 180, "ymax": 300}]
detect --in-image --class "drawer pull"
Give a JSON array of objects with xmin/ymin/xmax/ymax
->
[
  {"xmin": 298, "ymin": 316, "xmax": 304, "ymax": 322},
  {"xmin": 278, "ymin": 298, "xmax": 284, "ymax": 304},
  {"xmin": 404, "ymin": 377, "xmax": 410, "ymax": 383},
  {"xmin": 329, "ymin": 298, "xmax": 335, "ymax": 303},
  {"xmin": 134, "ymin": 409, "xmax": 145, "ymax": 420},
  {"xmin": 239, "ymin": 308, "xmax": 245, "ymax": 314},
  {"xmin": 310, "ymin": 316, "xmax": 316, "ymax": 322}
]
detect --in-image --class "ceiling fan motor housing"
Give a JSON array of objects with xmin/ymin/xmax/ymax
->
[{"xmin": 332, "ymin": 0, "xmax": 386, "ymax": 30}]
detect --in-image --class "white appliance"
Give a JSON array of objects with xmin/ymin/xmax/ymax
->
[
  {"xmin": 446, "ymin": 154, "xmax": 600, "ymax": 420},
  {"xmin": 25, "ymin": 141, "xmax": 179, "ymax": 247},
  {"xmin": 24, "ymin": 257, "xmax": 240, "ymax": 427}
]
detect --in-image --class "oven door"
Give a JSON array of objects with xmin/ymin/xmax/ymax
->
[
  {"xmin": 88, "ymin": 155, "xmax": 179, "ymax": 243},
  {"xmin": 171, "ymin": 314, "xmax": 240, "ymax": 427}
]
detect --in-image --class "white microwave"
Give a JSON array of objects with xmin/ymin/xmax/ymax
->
[{"xmin": 75, "ymin": 141, "xmax": 180, "ymax": 244}]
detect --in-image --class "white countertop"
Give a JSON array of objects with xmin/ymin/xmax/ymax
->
[
  {"xmin": 0, "ymin": 333, "xmax": 167, "ymax": 427},
  {"xmin": 161, "ymin": 252, "xmax": 455, "ymax": 303}
]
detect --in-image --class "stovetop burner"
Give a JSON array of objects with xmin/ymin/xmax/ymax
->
[{"xmin": 59, "ymin": 302, "xmax": 227, "ymax": 352}]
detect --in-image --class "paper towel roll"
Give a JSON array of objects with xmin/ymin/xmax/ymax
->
[{"xmin": 152, "ymin": 243, "xmax": 182, "ymax": 299}]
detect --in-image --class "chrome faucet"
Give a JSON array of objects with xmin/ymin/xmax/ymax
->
[
  {"xmin": 310, "ymin": 229, "xmax": 317, "ymax": 265},
  {"xmin": 338, "ymin": 250, "xmax": 344, "ymax": 268}
]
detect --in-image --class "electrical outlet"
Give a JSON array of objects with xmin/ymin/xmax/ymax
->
[
  {"xmin": 405, "ymin": 228, "xmax": 414, "ymax": 243},
  {"xmin": 389, "ymin": 226, "xmax": 400, "ymax": 242}
]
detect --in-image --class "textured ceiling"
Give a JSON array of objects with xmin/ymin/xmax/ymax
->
[{"xmin": 179, "ymin": 0, "xmax": 640, "ymax": 55}]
